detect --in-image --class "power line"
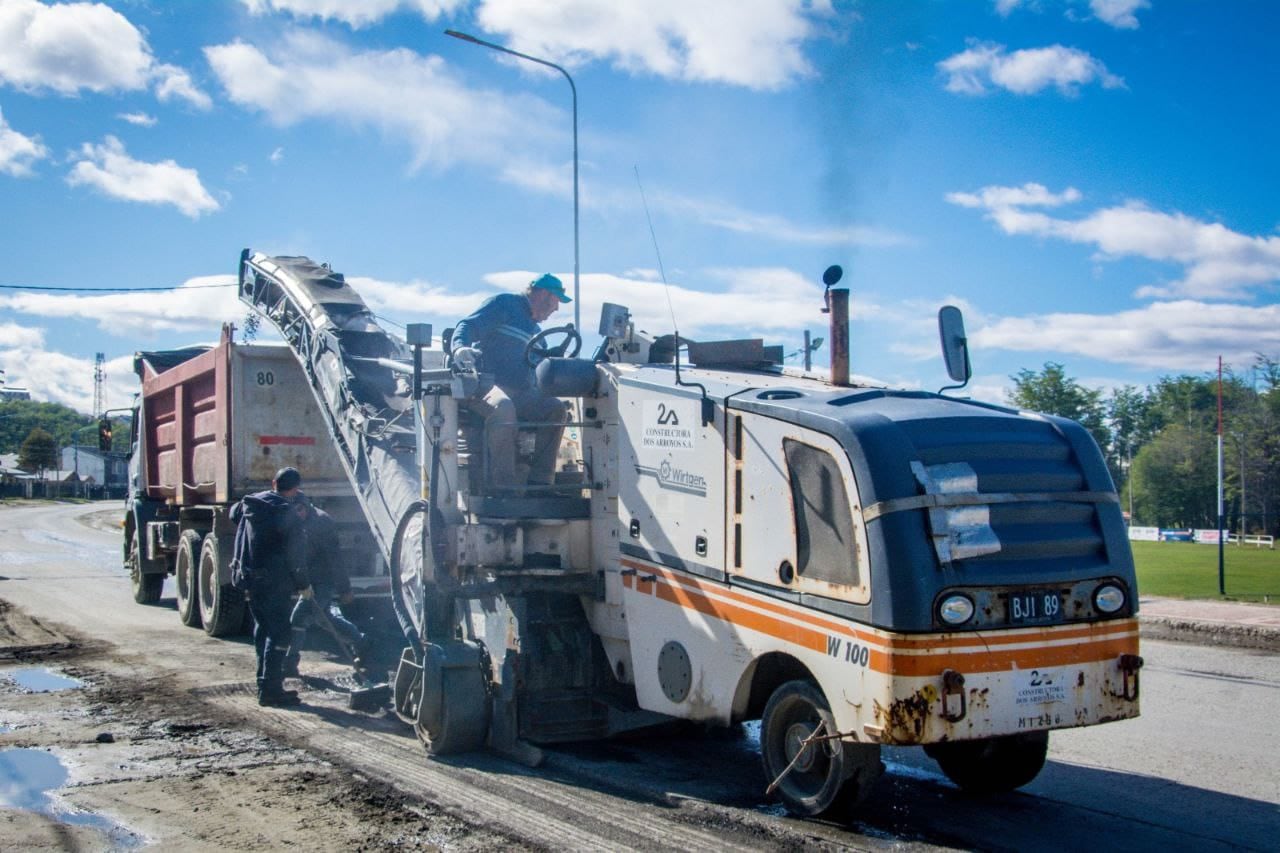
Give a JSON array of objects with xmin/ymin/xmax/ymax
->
[{"xmin": 0, "ymin": 283, "xmax": 236, "ymax": 292}]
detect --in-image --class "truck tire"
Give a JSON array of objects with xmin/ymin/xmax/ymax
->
[
  {"xmin": 198, "ymin": 534, "xmax": 245, "ymax": 637},
  {"xmin": 175, "ymin": 529, "xmax": 203, "ymax": 628},
  {"xmin": 760, "ymin": 679, "xmax": 881, "ymax": 818},
  {"xmin": 127, "ymin": 528, "xmax": 163, "ymax": 605},
  {"xmin": 925, "ymin": 731, "xmax": 1049, "ymax": 794}
]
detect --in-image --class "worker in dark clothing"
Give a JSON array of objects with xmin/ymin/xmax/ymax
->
[
  {"xmin": 451, "ymin": 273, "xmax": 570, "ymax": 489},
  {"xmin": 283, "ymin": 507, "xmax": 366, "ymax": 677},
  {"xmin": 230, "ymin": 466, "xmax": 312, "ymax": 707}
]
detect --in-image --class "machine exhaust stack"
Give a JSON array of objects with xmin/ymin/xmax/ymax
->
[{"xmin": 823, "ymin": 265, "xmax": 849, "ymax": 387}]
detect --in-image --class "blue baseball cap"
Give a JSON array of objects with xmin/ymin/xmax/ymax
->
[{"xmin": 531, "ymin": 273, "xmax": 571, "ymax": 303}]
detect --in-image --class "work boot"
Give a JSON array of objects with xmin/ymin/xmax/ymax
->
[{"xmin": 258, "ymin": 688, "xmax": 301, "ymax": 708}]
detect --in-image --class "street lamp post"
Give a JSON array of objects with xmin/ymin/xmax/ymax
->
[{"xmin": 445, "ymin": 29, "xmax": 580, "ymax": 331}]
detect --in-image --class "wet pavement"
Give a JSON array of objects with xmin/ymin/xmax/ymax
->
[{"xmin": 0, "ymin": 748, "xmax": 144, "ymax": 847}]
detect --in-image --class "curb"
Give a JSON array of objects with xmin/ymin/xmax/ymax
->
[{"xmin": 1139, "ymin": 616, "xmax": 1280, "ymax": 653}]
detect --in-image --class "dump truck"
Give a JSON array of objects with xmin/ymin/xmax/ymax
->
[
  {"xmin": 229, "ymin": 250, "xmax": 1142, "ymax": 817},
  {"xmin": 123, "ymin": 326, "xmax": 387, "ymax": 636}
]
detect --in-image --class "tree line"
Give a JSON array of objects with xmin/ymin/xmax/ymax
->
[
  {"xmin": 1, "ymin": 400, "xmax": 130, "ymax": 472},
  {"xmin": 1008, "ymin": 359, "xmax": 1279, "ymax": 536}
]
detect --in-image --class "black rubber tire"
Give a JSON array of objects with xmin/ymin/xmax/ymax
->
[
  {"xmin": 761, "ymin": 680, "xmax": 879, "ymax": 818},
  {"xmin": 417, "ymin": 659, "xmax": 490, "ymax": 756},
  {"xmin": 198, "ymin": 534, "xmax": 245, "ymax": 637},
  {"xmin": 128, "ymin": 528, "xmax": 163, "ymax": 605},
  {"xmin": 175, "ymin": 529, "xmax": 203, "ymax": 628},
  {"xmin": 925, "ymin": 730, "xmax": 1050, "ymax": 794}
]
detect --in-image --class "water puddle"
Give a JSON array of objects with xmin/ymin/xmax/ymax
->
[
  {"xmin": 0, "ymin": 748, "xmax": 144, "ymax": 847},
  {"xmin": 2, "ymin": 667, "xmax": 84, "ymax": 692}
]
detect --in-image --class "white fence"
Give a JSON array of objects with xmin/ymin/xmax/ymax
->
[
  {"xmin": 1127, "ymin": 525, "xmax": 1274, "ymax": 549},
  {"xmin": 1228, "ymin": 533, "xmax": 1276, "ymax": 549}
]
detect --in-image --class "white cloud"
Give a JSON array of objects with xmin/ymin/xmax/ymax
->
[
  {"xmin": 655, "ymin": 190, "xmax": 913, "ymax": 247},
  {"xmin": 241, "ymin": 0, "xmax": 464, "ymax": 28},
  {"xmin": 205, "ymin": 31, "xmax": 561, "ymax": 174},
  {"xmin": 0, "ymin": 275, "xmax": 242, "ymax": 337},
  {"xmin": 474, "ymin": 0, "xmax": 826, "ymax": 90},
  {"xmin": 477, "ymin": 267, "xmax": 838, "ymax": 340},
  {"xmin": 0, "ymin": 325, "xmax": 136, "ymax": 412},
  {"xmin": 994, "ymin": 0, "xmax": 1149, "ymax": 29},
  {"xmin": 973, "ymin": 301, "xmax": 1280, "ymax": 372},
  {"xmin": 0, "ymin": 106, "xmax": 47, "ymax": 176},
  {"xmin": 0, "ymin": 320, "xmax": 44, "ymax": 349},
  {"xmin": 269, "ymin": 146, "xmax": 285, "ymax": 164},
  {"xmin": 117, "ymin": 111, "xmax": 157, "ymax": 127},
  {"xmin": 153, "ymin": 63, "xmax": 213, "ymax": 110},
  {"xmin": 946, "ymin": 183, "xmax": 1081, "ymax": 210},
  {"xmin": 1089, "ymin": 0, "xmax": 1148, "ymax": 29},
  {"xmin": 349, "ymin": 275, "xmax": 499, "ymax": 320},
  {"xmin": 946, "ymin": 182, "xmax": 1280, "ymax": 299},
  {"xmin": 0, "ymin": 0, "xmax": 209, "ymax": 107},
  {"xmin": 939, "ymin": 42, "xmax": 1123, "ymax": 96},
  {"xmin": 66, "ymin": 136, "xmax": 220, "ymax": 218}
]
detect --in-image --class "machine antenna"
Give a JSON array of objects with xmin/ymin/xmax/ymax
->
[
  {"xmin": 633, "ymin": 166, "xmax": 712, "ymax": 425},
  {"xmin": 634, "ymin": 166, "xmax": 679, "ymax": 335}
]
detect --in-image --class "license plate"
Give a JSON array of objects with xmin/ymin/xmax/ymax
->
[{"xmin": 1007, "ymin": 589, "xmax": 1062, "ymax": 625}]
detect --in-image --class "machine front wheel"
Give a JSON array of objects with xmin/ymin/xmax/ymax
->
[
  {"xmin": 925, "ymin": 730, "xmax": 1049, "ymax": 794},
  {"xmin": 760, "ymin": 680, "xmax": 881, "ymax": 818},
  {"xmin": 175, "ymin": 530, "xmax": 203, "ymax": 628},
  {"xmin": 415, "ymin": 646, "xmax": 491, "ymax": 756}
]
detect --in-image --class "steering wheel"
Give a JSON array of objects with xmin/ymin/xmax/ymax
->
[{"xmin": 524, "ymin": 324, "xmax": 582, "ymax": 367}]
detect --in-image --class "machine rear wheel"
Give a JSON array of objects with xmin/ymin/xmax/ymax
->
[
  {"xmin": 128, "ymin": 529, "xmax": 163, "ymax": 605},
  {"xmin": 175, "ymin": 530, "xmax": 203, "ymax": 628},
  {"xmin": 760, "ymin": 680, "xmax": 881, "ymax": 818},
  {"xmin": 198, "ymin": 534, "xmax": 245, "ymax": 637},
  {"xmin": 925, "ymin": 731, "xmax": 1049, "ymax": 794}
]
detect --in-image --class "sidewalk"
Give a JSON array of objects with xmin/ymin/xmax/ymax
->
[{"xmin": 1139, "ymin": 595, "xmax": 1280, "ymax": 652}]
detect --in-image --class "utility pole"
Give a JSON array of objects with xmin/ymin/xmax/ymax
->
[
  {"xmin": 93, "ymin": 352, "xmax": 106, "ymax": 419},
  {"xmin": 1217, "ymin": 356, "xmax": 1224, "ymax": 595}
]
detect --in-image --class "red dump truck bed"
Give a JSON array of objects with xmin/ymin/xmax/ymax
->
[{"xmin": 135, "ymin": 327, "xmax": 350, "ymax": 504}]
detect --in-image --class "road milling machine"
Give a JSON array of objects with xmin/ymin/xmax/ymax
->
[{"xmin": 237, "ymin": 250, "xmax": 1142, "ymax": 817}]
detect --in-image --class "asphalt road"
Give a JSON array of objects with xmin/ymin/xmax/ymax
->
[{"xmin": 2, "ymin": 501, "xmax": 1278, "ymax": 851}]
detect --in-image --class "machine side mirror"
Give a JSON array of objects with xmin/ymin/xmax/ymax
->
[{"xmin": 938, "ymin": 305, "xmax": 971, "ymax": 390}]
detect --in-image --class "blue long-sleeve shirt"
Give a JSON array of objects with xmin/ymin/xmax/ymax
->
[{"xmin": 453, "ymin": 292, "xmax": 540, "ymax": 391}]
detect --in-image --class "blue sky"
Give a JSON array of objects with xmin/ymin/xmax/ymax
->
[{"xmin": 0, "ymin": 0, "xmax": 1277, "ymax": 413}]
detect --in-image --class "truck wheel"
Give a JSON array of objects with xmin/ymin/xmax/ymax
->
[
  {"xmin": 416, "ymin": 654, "xmax": 490, "ymax": 756},
  {"xmin": 175, "ymin": 530, "xmax": 203, "ymax": 628},
  {"xmin": 128, "ymin": 529, "xmax": 163, "ymax": 605},
  {"xmin": 760, "ymin": 680, "xmax": 881, "ymax": 818},
  {"xmin": 198, "ymin": 534, "xmax": 245, "ymax": 637},
  {"xmin": 925, "ymin": 731, "xmax": 1049, "ymax": 794}
]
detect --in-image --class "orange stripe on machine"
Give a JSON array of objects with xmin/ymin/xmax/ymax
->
[{"xmin": 620, "ymin": 559, "xmax": 1138, "ymax": 676}]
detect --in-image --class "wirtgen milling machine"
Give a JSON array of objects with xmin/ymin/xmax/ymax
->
[{"xmin": 239, "ymin": 251, "xmax": 1141, "ymax": 817}]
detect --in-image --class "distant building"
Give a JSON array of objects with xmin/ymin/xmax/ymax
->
[
  {"xmin": 0, "ymin": 385, "xmax": 31, "ymax": 401},
  {"xmin": 61, "ymin": 446, "xmax": 127, "ymax": 487}
]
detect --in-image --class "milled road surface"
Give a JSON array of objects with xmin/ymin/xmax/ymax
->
[{"xmin": 1, "ymin": 501, "xmax": 1278, "ymax": 850}]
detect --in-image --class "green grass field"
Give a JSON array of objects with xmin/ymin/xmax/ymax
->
[{"xmin": 1130, "ymin": 540, "xmax": 1280, "ymax": 603}]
